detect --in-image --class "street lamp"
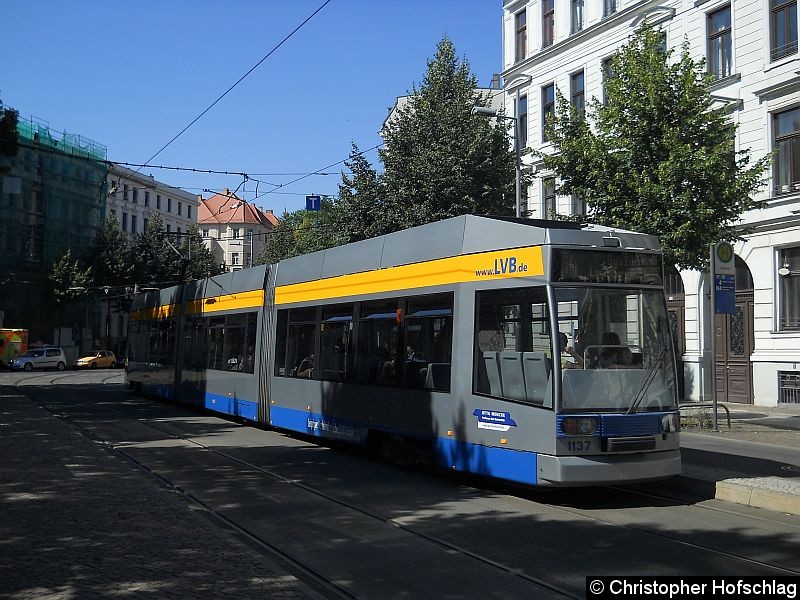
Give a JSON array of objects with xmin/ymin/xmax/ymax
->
[{"xmin": 472, "ymin": 105, "xmax": 524, "ymax": 218}]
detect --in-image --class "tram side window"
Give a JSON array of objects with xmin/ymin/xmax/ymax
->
[
  {"xmin": 319, "ymin": 304, "xmax": 354, "ymax": 382},
  {"xmin": 203, "ymin": 312, "xmax": 257, "ymax": 373},
  {"xmin": 223, "ymin": 314, "xmax": 247, "ymax": 371},
  {"xmin": 356, "ymin": 300, "xmax": 399, "ymax": 385},
  {"xmin": 474, "ymin": 287, "xmax": 553, "ymax": 406},
  {"xmin": 183, "ymin": 316, "xmax": 207, "ymax": 370},
  {"xmin": 280, "ymin": 308, "xmax": 316, "ymax": 378},
  {"xmin": 149, "ymin": 319, "xmax": 175, "ymax": 366},
  {"xmin": 207, "ymin": 317, "xmax": 226, "ymax": 370},
  {"xmin": 404, "ymin": 296, "xmax": 453, "ymax": 391}
]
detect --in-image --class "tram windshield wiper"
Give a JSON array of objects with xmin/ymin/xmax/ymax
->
[{"xmin": 626, "ymin": 316, "xmax": 669, "ymax": 415}]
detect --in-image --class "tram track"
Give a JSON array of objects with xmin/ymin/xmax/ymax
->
[{"xmin": 15, "ymin": 381, "xmax": 800, "ymax": 596}]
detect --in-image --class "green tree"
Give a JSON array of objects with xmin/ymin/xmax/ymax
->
[
  {"xmin": 334, "ymin": 143, "xmax": 386, "ymax": 242},
  {"xmin": 0, "ymin": 98, "xmax": 19, "ymax": 171},
  {"xmin": 131, "ymin": 213, "xmax": 181, "ymax": 286},
  {"xmin": 540, "ymin": 23, "xmax": 769, "ymax": 270},
  {"xmin": 181, "ymin": 224, "xmax": 223, "ymax": 280},
  {"xmin": 258, "ymin": 199, "xmax": 342, "ymax": 264},
  {"xmin": 379, "ymin": 36, "xmax": 519, "ymax": 230},
  {"xmin": 48, "ymin": 249, "xmax": 93, "ymax": 306},
  {"xmin": 86, "ymin": 214, "xmax": 132, "ymax": 288}
]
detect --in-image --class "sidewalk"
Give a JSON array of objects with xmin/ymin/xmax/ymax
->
[
  {"xmin": 0, "ymin": 388, "xmax": 319, "ymax": 600},
  {"xmin": 676, "ymin": 401, "xmax": 800, "ymax": 515}
]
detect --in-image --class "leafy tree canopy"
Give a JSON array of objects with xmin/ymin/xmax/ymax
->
[
  {"xmin": 257, "ymin": 197, "xmax": 342, "ymax": 264},
  {"xmin": 48, "ymin": 249, "xmax": 92, "ymax": 305},
  {"xmin": 0, "ymin": 98, "xmax": 19, "ymax": 174},
  {"xmin": 540, "ymin": 23, "xmax": 769, "ymax": 270},
  {"xmin": 86, "ymin": 214, "xmax": 132, "ymax": 288},
  {"xmin": 379, "ymin": 36, "xmax": 519, "ymax": 231}
]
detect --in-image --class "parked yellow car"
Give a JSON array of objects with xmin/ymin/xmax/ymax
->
[{"xmin": 76, "ymin": 350, "xmax": 118, "ymax": 369}]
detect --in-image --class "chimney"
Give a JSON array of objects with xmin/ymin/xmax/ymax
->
[
  {"xmin": 265, "ymin": 209, "xmax": 273, "ymax": 214},
  {"xmin": 197, "ymin": 194, "xmax": 203, "ymax": 202},
  {"xmin": 224, "ymin": 188, "xmax": 230, "ymax": 196},
  {"xmin": 491, "ymin": 73, "xmax": 501, "ymax": 89}
]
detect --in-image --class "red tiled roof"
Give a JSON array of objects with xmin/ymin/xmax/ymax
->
[{"xmin": 198, "ymin": 190, "xmax": 278, "ymax": 228}]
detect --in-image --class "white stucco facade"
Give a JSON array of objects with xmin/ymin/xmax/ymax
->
[
  {"xmin": 105, "ymin": 164, "xmax": 199, "ymax": 241},
  {"xmin": 501, "ymin": 0, "xmax": 800, "ymax": 406}
]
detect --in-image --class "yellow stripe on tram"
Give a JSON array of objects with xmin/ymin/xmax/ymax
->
[
  {"xmin": 275, "ymin": 246, "xmax": 544, "ymax": 305},
  {"xmin": 131, "ymin": 289, "xmax": 264, "ymax": 321}
]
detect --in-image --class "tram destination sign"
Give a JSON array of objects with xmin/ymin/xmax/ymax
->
[{"xmin": 552, "ymin": 249, "xmax": 663, "ymax": 285}]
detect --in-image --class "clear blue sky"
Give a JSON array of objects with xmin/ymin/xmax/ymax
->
[{"xmin": 2, "ymin": 1, "xmax": 503, "ymax": 214}]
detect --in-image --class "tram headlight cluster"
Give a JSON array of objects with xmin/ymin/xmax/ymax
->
[{"xmin": 561, "ymin": 417, "xmax": 598, "ymax": 436}]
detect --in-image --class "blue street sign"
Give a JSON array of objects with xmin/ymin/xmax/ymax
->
[
  {"xmin": 714, "ymin": 274, "xmax": 735, "ymax": 314},
  {"xmin": 305, "ymin": 194, "xmax": 321, "ymax": 211}
]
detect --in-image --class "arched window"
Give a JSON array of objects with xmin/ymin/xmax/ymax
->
[
  {"xmin": 664, "ymin": 264, "xmax": 684, "ymax": 298},
  {"xmin": 735, "ymin": 256, "xmax": 754, "ymax": 291}
]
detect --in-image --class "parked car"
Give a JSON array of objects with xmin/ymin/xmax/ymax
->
[
  {"xmin": 75, "ymin": 350, "xmax": 117, "ymax": 369},
  {"xmin": 9, "ymin": 347, "xmax": 67, "ymax": 371}
]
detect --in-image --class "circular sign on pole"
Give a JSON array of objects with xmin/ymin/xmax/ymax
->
[{"xmin": 714, "ymin": 241, "xmax": 735, "ymax": 276}]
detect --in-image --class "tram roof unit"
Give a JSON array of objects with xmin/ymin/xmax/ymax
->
[{"xmin": 275, "ymin": 214, "xmax": 661, "ymax": 287}]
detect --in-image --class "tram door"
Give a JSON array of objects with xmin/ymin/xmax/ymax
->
[{"xmin": 713, "ymin": 257, "xmax": 754, "ymax": 404}]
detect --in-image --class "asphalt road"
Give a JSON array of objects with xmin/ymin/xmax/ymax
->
[{"xmin": 3, "ymin": 370, "xmax": 800, "ymax": 599}]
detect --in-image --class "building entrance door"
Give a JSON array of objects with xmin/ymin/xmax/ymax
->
[{"xmin": 713, "ymin": 257, "xmax": 755, "ymax": 404}]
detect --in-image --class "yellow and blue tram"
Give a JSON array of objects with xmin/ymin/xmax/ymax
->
[{"xmin": 127, "ymin": 215, "xmax": 681, "ymax": 486}]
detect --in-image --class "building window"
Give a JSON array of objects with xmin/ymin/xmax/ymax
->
[
  {"xmin": 780, "ymin": 247, "xmax": 800, "ymax": 330},
  {"xmin": 144, "ymin": 217, "xmax": 149, "ymax": 231},
  {"xmin": 144, "ymin": 191, "xmax": 150, "ymax": 207},
  {"xmin": 123, "ymin": 184, "xmax": 129, "ymax": 201},
  {"xmin": 515, "ymin": 9, "xmax": 527, "ymax": 62},
  {"xmin": 543, "ymin": 177, "xmax": 556, "ymax": 217},
  {"xmin": 133, "ymin": 189, "xmax": 138, "ymax": 204},
  {"xmin": 542, "ymin": 0, "xmax": 554, "ymax": 48},
  {"xmin": 232, "ymin": 253, "xmax": 240, "ymax": 265},
  {"xmin": 773, "ymin": 107, "xmax": 800, "ymax": 195},
  {"xmin": 166, "ymin": 224, "xmax": 171, "ymax": 233},
  {"xmin": 187, "ymin": 205, "xmax": 192, "ymax": 219},
  {"xmin": 571, "ymin": 194, "xmax": 586, "ymax": 215},
  {"xmin": 177, "ymin": 227, "xmax": 181, "ymax": 235},
  {"xmin": 131, "ymin": 215, "xmax": 137, "ymax": 235},
  {"xmin": 202, "ymin": 228, "xmax": 209, "ymax": 237},
  {"xmin": 178, "ymin": 202, "xmax": 183, "ymax": 216},
  {"xmin": 122, "ymin": 212, "xmax": 128, "ymax": 231},
  {"xmin": 571, "ymin": 70, "xmax": 585, "ymax": 115},
  {"xmin": 604, "ymin": 0, "xmax": 617, "ymax": 17},
  {"xmin": 516, "ymin": 94, "xmax": 528, "ymax": 148},
  {"xmin": 542, "ymin": 83, "xmax": 555, "ymax": 142},
  {"xmin": 771, "ymin": 0, "xmax": 798, "ymax": 61},
  {"xmin": 167, "ymin": 197, "xmax": 172, "ymax": 213},
  {"xmin": 602, "ymin": 56, "xmax": 617, "ymax": 105},
  {"xmin": 157, "ymin": 194, "xmax": 161, "ymax": 210},
  {"xmin": 708, "ymin": 5, "xmax": 732, "ymax": 80},
  {"xmin": 233, "ymin": 227, "xmax": 240, "ymax": 239},
  {"xmin": 571, "ymin": 0, "xmax": 584, "ymax": 33}
]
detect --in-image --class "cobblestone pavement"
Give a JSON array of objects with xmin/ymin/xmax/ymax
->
[{"xmin": 0, "ymin": 390, "xmax": 315, "ymax": 600}]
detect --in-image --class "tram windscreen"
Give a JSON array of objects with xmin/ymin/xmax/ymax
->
[{"xmin": 555, "ymin": 288, "xmax": 677, "ymax": 413}]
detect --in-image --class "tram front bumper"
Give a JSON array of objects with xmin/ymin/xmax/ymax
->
[{"xmin": 536, "ymin": 449, "xmax": 681, "ymax": 487}]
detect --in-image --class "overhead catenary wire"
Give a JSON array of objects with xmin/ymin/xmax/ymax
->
[{"xmin": 139, "ymin": 0, "xmax": 333, "ymax": 169}]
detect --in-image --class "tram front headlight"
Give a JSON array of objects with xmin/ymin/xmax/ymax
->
[
  {"xmin": 661, "ymin": 413, "xmax": 679, "ymax": 433},
  {"xmin": 561, "ymin": 417, "xmax": 598, "ymax": 436}
]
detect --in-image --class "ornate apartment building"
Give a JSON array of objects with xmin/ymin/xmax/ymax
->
[
  {"xmin": 198, "ymin": 189, "xmax": 278, "ymax": 271},
  {"xmin": 105, "ymin": 164, "xmax": 199, "ymax": 240},
  {"xmin": 501, "ymin": 0, "xmax": 799, "ymax": 406}
]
